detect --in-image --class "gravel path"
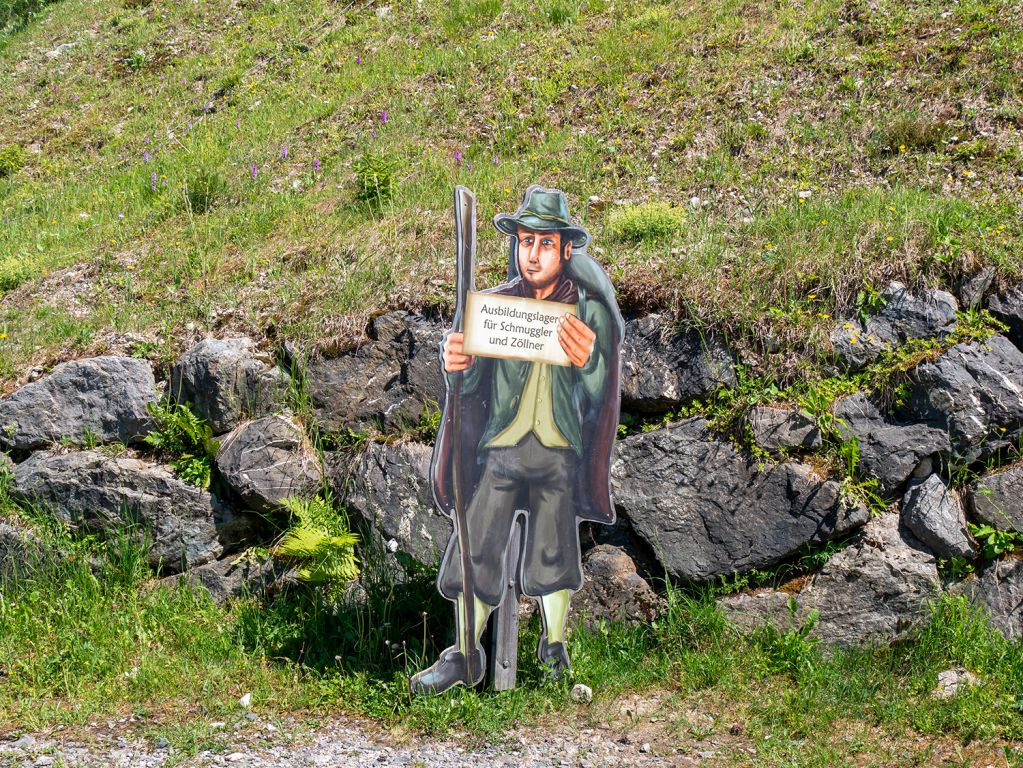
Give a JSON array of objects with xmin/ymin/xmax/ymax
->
[{"xmin": 0, "ymin": 713, "xmax": 718, "ymax": 768}]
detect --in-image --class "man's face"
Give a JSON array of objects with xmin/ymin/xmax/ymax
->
[{"xmin": 516, "ymin": 226, "xmax": 569, "ymax": 291}]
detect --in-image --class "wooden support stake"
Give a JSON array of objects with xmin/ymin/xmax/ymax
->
[{"xmin": 491, "ymin": 516, "xmax": 523, "ymax": 691}]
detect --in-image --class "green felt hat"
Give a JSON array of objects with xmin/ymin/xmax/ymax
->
[{"xmin": 494, "ymin": 186, "xmax": 590, "ymax": 248}]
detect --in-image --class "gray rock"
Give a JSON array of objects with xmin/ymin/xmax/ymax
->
[
  {"xmin": 831, "ymin": 282, "xmax": 958, "ymax": 370},
  {"xmin": 717, "ymin": 589, "xmax": 798, "ymax": 634},
  {"xmin": 953, "ymin": 267, "xmax": 995, "ymax": 309},
  {"xmin": 160, "ymin": 554, "xmax": 297, "ymax": 606},
  {"xmin": 621, "ymin": 314, "xmax": 734, "ymax": 413},
  {"xmin": 568, "ymin": 545, "xmax": 664, "ymax": 629},
  {"xmin": 0, "ymin": 356, "xmax": 157, "ymax": 451},
  {"xmin": 0, "ymin": 519, "xmax": 44, "ymax": 581},
  {"xmin": 901, "ymin": 474, "xmax": 974, "ymax": 559},
  {"xmin": 216, "ymin": 415, "xmax": 323, "ymax": 513},
  {"xmin": 11, "ymin": 451, "xmax": 226, "ymax": 574},
  {"xmin": 953, "ymin": 557, "xmax": 1023, "ymax": 639},
  {"xmin": 610, "ymin": 418, "xmax": 869, "ymax": 582},
  {"xmin": 798, "ymin": 512, "xmax": 941, "ymax": 646},
  {"xmin": 336, "ymin": 440, "xmax": 451, "ymax": 566},
  {"xmin": 170, "ymin": 337, "xmax": 290, "ymax": 435},
  {"xmin": 969, "ymin": 464, "xmax": 1023, "ymax": 533},
  {"xmin": 747, "ymin": 406, "xmax": 822, "ymax": 453},
  {"xmin": 834, "ymin": 391, "xmax": 951, "ymax": 496},
  {"xmin": 933, "ymin": 667, "xmax": 980, "ymax": 699},
  {"xmin": 987, "ymin": 285, "xmax": 1023, "ymax": 351},
  {"xmin": 305, "ymin": 312, "xmax": 444, "ymax": 434},
  {"xmin": 902, "ymin": 334, "xmax": 1023, "ymax": 461}
]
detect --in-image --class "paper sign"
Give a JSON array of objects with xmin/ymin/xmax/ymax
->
[{"xmin": 461, "ymin": 291, "xmax": 577, "ymax": 366}]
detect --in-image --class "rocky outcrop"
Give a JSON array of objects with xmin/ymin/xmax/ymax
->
[
  {"xmin": 611, "ymin": 419, "xmax": 869, "ymax": 582},
  {"xmin": 568, "ymin": 545, "xmax": 664, "ymax": 629},
  {"xmin": 834, "ymin": 392, "xmax": 950, "ymax": 496},
  {"xmin": 798, "ymin": 512, "xmax": 941, "ymax": 646},
  {"xmin": 987, "ymin": 286, "xmax": 1023, "ymax": 350},
  {"xmin": 160, "ymin": 554, "xmax": 298, "ymax": 606},
  {"xmin": 969, "ymin": 464, "xmax": 1023, "ymax": 533},
  {"xmin": 335, "ymin": 440, "xmax": 451, "ymax": 565},
  {"xmin": 11, "ymin": 451, "xmax": 227, "ymax": 574},
  {"xmin": 830, "ymin": 282, "xmax": 958, "ymax": 370},
  {"xmin": 901, "ymin": 474, "xmax": 974, "ymax": 560},
  {"xmin": 953, "ymin": 267, "xmax": 995, "ymax": 310},
  {"xmin": 170, "ymin": 337, "xmax": 289, "ymax": 435},
  {"xmin": 305, "ymin": 312, "xmax": 444, "ymax": 434},
  {"xmin": 0, "ymin": 357, "xmax": 157, "ymax": 451},
  {"xmin": 902, "ymin": 334, "xmax": 1023, "ymax": 461},
  {"xmin": 216, "ymin": 415, "xmax": 322, "ymax": 512},
  {"xmin": 746, "ymin": 406, "xmax": 822, "ymax": 453},
  {"xmin": 953, "ymin": 557, "xmax": 1023, "ymax": 640},
  {"xmin": 620, "ymin": 314, "xmax": 734, "ymax": 412},
  {"xmin": 718, "ymin": 589, "xmax": 797, "ymax": 634}
]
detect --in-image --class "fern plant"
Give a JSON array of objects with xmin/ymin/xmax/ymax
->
[
  {"xmin": 143, "ymin": 401, "xmax": 219, "ymax": 488},
  {"xmin": 273, "ymin": 495, "xmax": 360, "ymax": 586}
]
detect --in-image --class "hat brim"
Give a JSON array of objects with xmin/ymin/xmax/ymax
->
[{"xmin": 494, "ymin": 213, "xmax": 589, "ymax": 248}]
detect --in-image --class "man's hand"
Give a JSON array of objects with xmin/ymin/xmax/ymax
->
[
  {"xmin": 443, "ymin": 331, "xmax": 475, "ymax": 373},
  {"xmin": 558, "ymin": 314, "xmax": 596, "ymax": 368}
]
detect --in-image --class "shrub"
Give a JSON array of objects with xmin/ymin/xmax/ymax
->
[
  {"xmin": 143, "ymin": 401, "xmax": 218, "ymax": 488},
  {"xmin": 0, "ymin": 145, "xmax": 26, "ymax": 178},
  {"xmin": 184, "ymin": 167, "xmax": 227, "ymax": 214},
  {"xmin": 606, "ymin": 201, "xmax": 686, "ymax": 242},
  {"xmin": 272, "ymin": 495, "xmax": 360, "ymax": 590},
  {"xmin": 353, "ymin": 152, "xmax": 395, "ymax": 208}
]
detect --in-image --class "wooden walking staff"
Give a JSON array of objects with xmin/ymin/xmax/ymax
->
[{"xmin": 450, "ymin": 185, "xmax": 479, "ymax": 684}]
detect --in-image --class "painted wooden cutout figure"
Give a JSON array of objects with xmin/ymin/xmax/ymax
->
[{"xmin": 410, "ymin": 185, "xmax": 624, "ymax": 695}]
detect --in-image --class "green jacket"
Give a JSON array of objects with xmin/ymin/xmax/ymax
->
[{"xmin": 449, "ymin": 288, "xmax": 613, "ymax": 459}]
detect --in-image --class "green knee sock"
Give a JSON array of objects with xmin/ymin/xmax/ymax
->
[
  {"xmin": 455, "ymin": 594, "xmax": 492, "ymax": 655},
  {"xmin": 540, "ymin": 589, "xmax": 571, "ymax": 644}
]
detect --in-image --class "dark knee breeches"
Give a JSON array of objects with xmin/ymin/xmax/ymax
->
[{"xmin": 437, "ymin": 433, "xmax": 582, "ymax": 606}]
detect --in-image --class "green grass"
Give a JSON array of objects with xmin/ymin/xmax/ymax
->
[
  {"xmin": 0, "ymin": 0, "xmax": 1019, "ymax": 388},
  {"xmin": 4, "ymin": 508, "xmax": 1023, "ymax": 765}
]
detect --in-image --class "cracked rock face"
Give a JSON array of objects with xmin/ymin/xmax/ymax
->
[
  {"xmin": 569, "ymin": 544, "xmax": 664, "ymax": 629},
  {"xmin": 747, "ymin": 406, "xmax": 822, "ymax": 453},
  {"xmin": 170, "ymin": 337, "xmax": 290, "ymax": 435},
  {"xmin": 798, "ymin": 512, "xmax": 941, "ymax": 646},
  {"xmin": 901, "ymin": 474, "xmax": 975, "ymax": 560},
  {"xmin": 953, "ymin": 557, "xmax": 1023, "ymax": 640},
  {"xmin": 833, "ymin": 391, "xmax": 950, "ymax": 497},
  {"xmin": 216, "ymin": 415, "xmax": 323, "ymax": 513},
  {"xmin": 969, "ymin": 464, "xmax": 1023, "ymax": 533},
  {"xmin": 335, "ymin": 440, "xmax": 451, "ymax": 566},
  {"xmin": 902, "ymin": 334, "xmax": 1023, "ymax": 462},
  {"xmin": 987, "ymin": 285, "xmax": 1023, "ymax": 351},
  {"xmin": 620, "ymin": 314, "xmax": 735, "ymax": 413},
  {"xmin": 304, "ymin": 312, "xmax": 445, "ymax": 433},
  {"xmin": 830, "ymin": 282, "xmax": 958, "ymax": 371},
  {"xmin": 0, "ymin": 356, "xmax": 157, "ymax": 451},
  {"xmin": 610, "ymin": 418, "xmax": 869, "ymax": 582},
  {"xmin": 11, "ymin": 450, "xmax": 227, "ymax": 574}
]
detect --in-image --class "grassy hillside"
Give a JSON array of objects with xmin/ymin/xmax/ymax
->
[{"xmin": 0, "ymin": 0, "xmax": 1021, "ymax": 389}]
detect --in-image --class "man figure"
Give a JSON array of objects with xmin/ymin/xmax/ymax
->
[{"xmin": 411, "ymin": 185, "xmax": 623, "ymax": 695}]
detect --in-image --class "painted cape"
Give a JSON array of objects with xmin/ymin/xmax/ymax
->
[{"xmin": 431, "ymin": 247, "xmax": 624, "ymax": 525}]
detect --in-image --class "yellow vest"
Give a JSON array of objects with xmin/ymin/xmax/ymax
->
[{"xmin": 485, "ymin": 362, "xmax": 569, "ymax": 448}]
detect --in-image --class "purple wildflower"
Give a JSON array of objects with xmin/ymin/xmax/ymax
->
[
  {"xmin": 281, "ymin": 145, "xmax": 288, "ymax": 160},
  {"xmin": 492, "ymin": 155, "xmax": 499, "ymax": 164},
  {"xmin": 371, "ymin": 129, "xmax": 376, "ymax": 138},
  {"xmin": 236, "ymin": 119, "xmax": 241, "ymax": 129},
  {"xmin": 381, "ymin": 110, "xmax": 387, "ymax": 124},
  {"xmin": 151, "ymin": 172, "xmax": 157, "ymax": 192},
  {"xmin": 454, "ymin": 150, "xmax": 462, "ymax": 164},
  {"xmin": 313, "ymin": 158, "xmax": 320, "ymax": 172},
  {"xmin": 356, "ymin": 54, "xmax": 361, "ymax": 64},
  {"xmin": 73, "ymin": 94, "xmax": 79, "ymax": 102},
  {"xmin": 251, "ymin": 164, "xmax": 258, "ymax": 179},
  {"xmin": 144, "ymin": 135, "xmax": 150, "ymax": 144},
  {"xmin": 51, "ymin": 84, "xmax": 57, "ymax": 93},
  {"xmin": 143, "ymin": 150, "xmax": 150, "ymax": 163},
  {"xmin": 182, "ymin": 75, "xmax": 187, "ymax": 84},
  {"xmin": 188, "ymin": 120, "xmax": 193, "ymax": 130},
  {"xmin": 467, "ymin": 162, "xmax": 473, "ymax": 171}
]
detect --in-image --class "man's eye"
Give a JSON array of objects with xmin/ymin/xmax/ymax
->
[{"xmin": 542, "ymin": 239, "xmax": 553, "ymax": 246}]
